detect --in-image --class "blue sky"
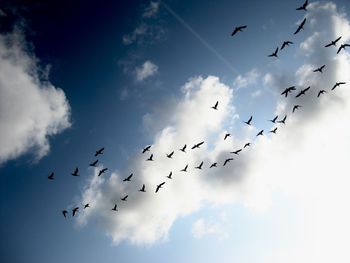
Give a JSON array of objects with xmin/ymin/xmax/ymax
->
[{"xmin": 1, "ymin": 0, "xmax": 350, "ymax": 262}]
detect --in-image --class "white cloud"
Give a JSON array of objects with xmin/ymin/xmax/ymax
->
[
  {"xmin": 191, "ymin": 212, "xmax": 229, "ymax": 240},
  {"xmin": 135, "ymin": 60, "xmax": 158, "ymax": 81},
  {"xmin": 0, "ymin": 31, "xmax": 71, "ymax": 164},
  {"xmin": 233, "ymin": 68, "xmax": 260, "ymax": 89},
  {"xmin": 142, "ymin": 1, "xmax": 160, "ymax": 18}
]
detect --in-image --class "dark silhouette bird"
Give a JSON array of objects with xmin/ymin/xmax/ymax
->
[
  {"xmin": 121, "ymin": 195, "xmax": 128, "ymax": 201},
  {"xmin": 142, "ymin": 145, "xmax": 151, "ymax": 153},
  {"xmin": 155, "ymin": 182, "xmax": 165, "ymax": 193},
  {"xmin": 313, "ymin": 65, "xmax": 325, "ymax": 73},
  {"xmin": 231, "ymin": 25, "xmax": 247, "ymax": 36},
  {"xmin": 230, "ymin": 149, "xmax": 242, "ymax": 155},
  {"xmin": 139, "ymin": 184, "xmax": 146, "ymax": 192},
  {"xmin": 89, "ymin": 160, "xmax": 98, "ymax": 167},
  {"xmin": 191, "ymin": 141, "xmax": 204, "ymax": 149},
  {"xmin": 84, "ymin": 203, "xmax": 90, "ymax": 209},
  {"xmin": 268, "ymin": 47, "xmax": 279, "ymax": 58},
  {"xmin": 281, "ymin": 86, "xmax": 296, "ymax": 97},
  {"xmin": 317, "ymin": 90, "xmax": 327, "ymax": 97},
  {"xmin": 112, "ymin": 204, "xmax": 118, "ymax": 211},
  {"xmin": 293, "ymin": 105, "xmax": 302, "ymax": 113},
  {"xmin": 244, "ymin": 116, "xmax": 253, "ymax": 125},
  {"xmin": 72, "ymin": 207, "xmax": 79, "ymax": 217},
  {"xmin": 269, "ymin": 127, "xmax": 277, "ymax": 134},
  {"xmin": 180, "ymin": 164, "xmax": 188, "ymax": 172},
  {"xmin": 123, "ymin": 173, "xmax": 133, "ymax": 182},
  {"xmin": 337, "ymin": 44, "xmax": 350, "ymax": 54},
  {"xmin": 223, "ymin": 158, "xmax": 233, "ymax": 166},
  {"xmin": 147, "ymin": 154, "xmax": 154, "ymax": 161},
  {"xmin": 48, "ymin": 172, "xmax": 54, "ymax": 180},
  {"xmin": 166, "ymin": 151, "xmax": 174, "ymax": 158},
  {"xmin": 166, "ymin": 172, "xmax": 173, "ymax": 179},
  {"xmin": 94, "ymin": 147, "xmax": 104, "ymax": 157},
  {"xmin": 269, "ymin": 115, "xmax": 278, "ymax": 123},
  {"xmin": 62, "ymin": 210, "xmax": 68, "ymax": 218},
  {"xmin": 211, "ymin": 101, "xmax": 218, "ymax": 110},
  {"xmin": 195, "ymin": 161, "xmax": 203, "ymax": 169},
  {"xmin": 278, "ymin": 115, "xmax": 287, "ymax": 124},
  {"xmin": 243, "ymin": 142, "xmax": 251, "ymax": 148},
  {"xmin": 98, "ymin": 168, "xmax": 108, "ymax": 177},
  {"xmin": 295, "ymin": 86, "xmax": 310, "ymax": 97},
  {"xmin": 325, "ymin": 36, "xmax": 342, "ymax": 47},
  {"xmin": 180, "ymin": 144, "xmax": 187, "ymax": 152},
  {"xmin": 281, "ymin": 41, "xmax": 293, "ymax": 50},
  {"xmin": 224, "ymin": 133, "xmax": 231, "ymax": 140},
  {"xmin": 71, "ymin": 167, "xmax": 79, "ymax": 176},
  {"xmin": 256, "ymin": 130, "xmax": 264, "ymax": 137},
  {"xmin": 294, "ymin": 18, "xmax": 306, "ymax": 35},
  {"xmin": 296, "ymin": 0, "xmax": 308, "ymax": 11},
  {"xmin": 331, "ymin": 82, "xmax": 346, "ymax": 90},
  {"xmin": 210, "ymin": 162, "xmax": 217, "ymax": 168}
]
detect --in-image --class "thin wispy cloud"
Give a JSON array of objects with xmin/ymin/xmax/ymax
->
[{"xmin": 135, "ymin": 60, "xmax": 159, "ymax": 81}]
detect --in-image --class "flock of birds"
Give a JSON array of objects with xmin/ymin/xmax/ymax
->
[{"xmin": 49, "ymin": 0, "xmax": 347, "ymax": 219}]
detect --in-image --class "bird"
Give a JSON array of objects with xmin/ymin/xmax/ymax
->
[
  {"xmin": 230, "ymin": 149, "xmax": 242, "ymax": 155},
  {"xmin": 325, "ymin": 36, "xmax": 342, "ymax": 47},
  {"xmin": 191, "ymin": 141, "xmax": 204, "ymax": 149},
  {"xmin": 121, "ymin": 195, "xmax": 128, "ymax": 201},
  {"xmin": 62, "ymin": 210, "xmax": 68, "ymax": 218},
  {"xmin": 142, "ymin": 145, "xmax": 151, "ymax": 153},
  {"xmin": 331, "ymin": 82, "xmax": 346, "ymax": 90},
  {"xmin": 269, "ymin": 115, "xmax": 278, "ymax": 123},
  {"xmin": 281, "ymin": 41, "xmax": 293, "ymax": 50},
  {"xmin": 313, "ymin": 65, "xmax": 325, "ymax": 73},
  {"xmin": 139, "ymin": 184, "xmax": 146, "ymax": 192},
  {"xmin": 269, "ymin": 127, "xmax": 277, "ymax": 134},
  {"xmin": 281, "ymin": 86, "xmax": 296, "ymax": 97},
  {"xmin": 89, "ymin": 160, "xmax": 98, "ymax": 167},
  {"xmin": 210, "ymin": 162, "xmax": 217, "ymax": 168},
  {"xmin": 84, "ymin": 203, "xmax": 90, "ymax": 209},
  {"xmin": 147, "ymin": 154, "xmax": 154, "ymax": 161},
  {"xmin": 112, "ymin": 204, "xmax": 118, "ymax": 211},
  {"xmin": 244, "ymin": 116, "xmax": 253, "ymax": 125},
  {"xmin": 155, "ymin": 182, "xmax": 165, "ymax": 193},
  {"xmin": 179, "ymin": 144, "xmax": 187, "ymax": 152},
  {"xmin": 166, "ymin": 151, "xmax": 174, "ymax": 158},
  {"xmin": 317, "ymin": 90, "xmax": 327, "ymax": 97},
  {"xmin": 180, "ymin": 164, "xmax": 188, "ymax": 172},
  {"xmin": 195, "ymin": 161, "xmax": 203, "ymax": 169},
  {"xmin": 293, "ymin": 105, "xmax": 302, "ymax": 113},
  {"xmin": 256, "ymin": 130, "xmax": 264, "ymax": 137},
  {"xmin": 278, "ymin": 115, "xmax": 287, "ymax": 124},
  {"xmin": 231, "ymin": 25, "xmax": 247, "ymax": 36},
  {"xmin": 294, "ymin": 18, "xmax": 306, "ymax": 35},
  {"xmin": 123, "ymin": 173, "xmax": 133, "ymax": 182},
  {"xmin": 243, "ymin": 142, "xmax": 251, "ymax": 148},
  {"xmin": 72, "ymin": 207, "xmax": 79, "ymax": 217},
  {"xmin": 166, "ymin": 172, "xmax": 173, "ymax": 179},
  {"xmin": 71, "ymin": 167, "xmax": 79, "ymax": 176},
  {"xmin": 223, "ymin": 158, "xmax": 233, "ymax": 166},
  {"xmin": 337, "ymin": 44, "xmax": 350, "ymax": 54},
  {"xmin": 211, "ymin": 101, "xmax": 218, "ymax": 110},
  {"xmin": 268, "ymin": 47, "xmax": 279, "ymax": 58},
  {"xmin": 98, "ymin": 168, "xmax": 108, "ymax": 177},
  {"xmin": 224, "ymin": 133, "xmax": 231, "ymax": 140},
  {"xmin": 296, "ymin": 0, "xmax": 308, "ymax": 11},
  {"xmin": 48, "ymin": 172, "xmax": 54, "ymax": 180},
  {"xmin": 94, "ymin": 147, "xmax": 104, "ymax": 157},
  {"xmin": 295, "ymin": 86, "xmax": 310, "ymax": 97}
]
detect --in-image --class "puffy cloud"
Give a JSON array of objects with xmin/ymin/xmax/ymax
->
[
  {"xmin": 191, "ymin": 212, "xmax": 229, "ymax": 240},
  {"xmin": 233, "ymin": 68, "xmax": 260, "ymax": 89},
  {"xmin": 135, "ymin": 60, "xmax": 158, "ymax": 81},
  {"xmin": 0, "ymin": 31, "xmax": 71, "ymax": 164}
]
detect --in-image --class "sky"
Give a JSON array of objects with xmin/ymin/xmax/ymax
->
[{"xmin": 1, "ymin": 0, "xmax": 350, "ymax": 262}]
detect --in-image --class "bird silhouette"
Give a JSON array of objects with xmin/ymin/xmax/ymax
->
[
  {"xmin": 121, "ymin": 195, "xmax": 128, "ymax": 201},
  {"xmin": 244, "ymin": 116, "xmax": 253, "ymax": 125},
  {"xmin": 231, "ymin": 25, "xmax": 247, "ymax": 36},
  {"xmin": 180, "ymin": 144, "xmax": 187, "ymax": 152},
  {"xmin": 191, "ymin": 141, "xmax": 204, "ymax": 149},
  {"xmin": 155, "ymin": 182, "xmax": 165, "ymax": 193},
  {"xmin": 223, "ymin": 158, "xmax": 233, "ymax": 166},
  {"xmin": 48, "ymin": 172, "xmax": 54, "ymax": 180},
  {"xmin": 211, "ymin": 101, "xmax": 218, "ymax": 110},
  {"xmin": 313, "ymin": 65, "xmax": 325, "ymax": 73},
  {"xmin": 142, "ymin": 145, "xmax": 151, "ymax": 153},
  {"xmin": 98, "ymin": 168, "xmax": 108, "ymax": 177},
  {"xmin": 210, "ymin": 162, "xmax": 217, "ymax": 168},
  {"xmin": 294, "ymin": 18, "xmax": 306, "ymax": 34},
  {"xmin": 278, "ymin": 115, "xmax": 287, "ymax": 124},
  {"xmin": 243, "ymin": 142, "xmax": 251, "ymax": 148},
  {"xmin": 166, "ymin": 172, "xmax": 173, "ymax": 179},
  {"xmin": 123, "ymin": 173, "xmax": 133, "ymax": 182},
  {"xmin": 166, "ymin": 151, "xmax": 174, "ymax": 158},
  {"xmin": 317, "ymin": 90, "xmax": 327, "ymax": 97},
  {"xmin": 337, "ymin": 44, "xmax": 350, "ymax": 54},
  {"xmin": 331, "ymin": 82, "xmax": 346, "ymax": 90},
  {"xmin": 268, "ymin": 47, "xmax": 279, "ymax": 58},
  {"xmin": 281, "ymin": 86, "xmax": 296, "ymax": 97},
  {"xmin": 84, "ymin": 203, "xmax": 90, "ymax": 209},
  {"xmin": 292, "ymin": 105, "xmax": 302, "ymax": 113},
  {"xmin": 230, "ymin": 149, "xmax": 242, "ymax": 155},
  {"xmin": 256, "ymin": 130, "xmax": 264, "ymax": 136},
  {"xmin": 180, "ymin": 164, "xmax": 188, "ymax": 172},
  {"xmin": 269, "ymin": 115, "xmax": 278, "ymax": 123},
  {"xmin": 269, "ymin": 127, "xmax": 277, "ymax": 134},
  {"xmin": 325, "ymin": 36, "xmax": 342, "ymax": 47},
  {"xmin": 147, "ymin": 154, "xmax": 154, "ymax": 161},
  {"xmin": 296, "ymin": 0, "xmax": 308, "ymax": 11},
  {"xmin": 295, "ymin": 86, "xmax": 310, "ymax": 97},
  {"xmin": 112, "ymin": 204, "xmax": 118, "ymax": 211},
  {"xmin": 139, "ymin": 184, "xmax": 146, "ymax": 192},
  {"xmin": 281, "ymin": 41, "xmax": 293, "ymax": 50},
  {"xmin": 89, "ymin": 160, "xmax": 98, "ymax": 167},
  {"xmin": 224, "ymin": 133, "xmax": 231, "ymax": 140},
  {"xmin": 72, "ymin": 207, "xmax": 79, "ymax": 217},
  {"xmin": 71, "ymin": 167, "xmax": 79, "ymax": 176},
  {"xmin": 94, "ymin": 147, "xmax": 104, "ymax": 157},
  {"xmin": 62, "ymin": 210, "xmax": 68, "ymax": 218},
  {"xmin": 195, "ymin": 161, "xmax": 203, "ymax": 169}
]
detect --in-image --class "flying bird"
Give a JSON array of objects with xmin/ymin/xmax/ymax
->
[
  {"xmin": 268, "ymin": 47, "xmax": 279, "ymax": 58},
  {"xmin": 296, "ymin": 0, "xmax": 308, "ymax": 11},
  {"xmin": 224, "ymin": 133, "xmax": 231, "ymax": 140},
  {"xmin": 94, "ymin": 147, "xmax": 104, "ymax": 157},
  {"xmin": 121, "ymin": 195, "xmax": 128, "ymax": 201},
  {"xmin": 337, "ymin": 44, "xmax": 350, "ymax": 54},
  {"xmin": 231, "ymin": 25, "xmax": 247, "ymax": 36},
  {"xmin": 325, "ymin": 36, "xmax": 342, "ymax": 47},
  {"xmin": 123, "ymin": 173, "xmax": 133, "ymax": 182},
  {"xmin": 294, "ymin": 18, "xmax": 306, "ymax": 35},
  {"xmin": 72, "ymin": 207, "xmax": 79, "ymax": 217},
  {"xmin": 180, "ymin": 164, "xmax": 188, "ymax": 172},
  {"xmin": 317, "ymin": 90, "xmax": 327, "ymax": 97},
  {"xmin": 71, "ymin": 167, "xmax": 79, "ymax": 176},
  {"xmin": 191, "ymin": 141, "xmax": 204, "ymax": 149},
  {"xmin": 210, "ymin": 162, "xmax": 217, "ymax": 168},
  {"xmin": 98, "ymin": 168, "xmax": 108, "ymax": 177},
  {"xmin": 155, "ymin": 182, "xmax": 165, "ymax": 193},
  {"xmin": 223, "ymin": 158, "xmax": 233, "ymax": 166},
  {"xmin": 278, "ymin": 115, "xmax": 287, "ymax": 124},
  {"xmin": 166, "ymin": 151, "xmax": 174, "ymax": 158},
  {"xmin": 195, "ymin": 161, "xmax": 203, "ymax": 169},
  {"xmin": 139, "ymin": 184, "xmax": 146, "ymax": 192},
  {"xmin": 166, "ymin": 172, "xmax": 173, "ymax": 179},
  {"xmin": 84, "ymin": 203, "xmax": 90, "ymax": 209},
  {"xmin": 331, "ymin": 82, "xmax": 346, "ymax": 90},
  {"xmin": 243, "ymin": 142, "xmax": 251, "ymax": 148},
  {"xmin": 89, "ymin": 160, "xmax": 98, "ymax": 167},
  {"xmin": 62, "ymin": 210, "xmax": 68, "ymax": 218},
  {"xmin": 313, "ymin": 65, "xmax": 325, "ymax": 73},
  {"xmin": 230, "ymin": 149, "xmax": 242, "ymax": 155},
  {"xmin": 269, "ymin": 127, "xmax": 277, "ymax": 134},
  {"xmin": 48, "ymin": 172, "xmax": 54, "ymax": 180},
  {"xmin": 142, "ymin": 145, "xmax": 151, "ymax": 153},
  {"xmin": 269, "ymin": 115, "xmax": 278, "ymax": 123},
  {"xmin": 281, "ymin": 86, "xmax": 296, "ymax": 97},
  {"xmin": 256, "ymin": 130, "xmax": 264, "ymax": 137},
  {"xmin": 281, "ymin": 41, "xmax": 293, "ymax": 50},
  {"xmin": 295, "ymin": 86, "xmax": 310, "ymax": 97},
  {"xmin": 179, "ymin": 144, "xmax": 187, "ymax": 152},
  {"xmin": 211, "ymin": 101, "xmax": 219, "ymax": 110},
  {"xmin": 147, "ymin": 154, "xmax": 154, "ymax": 161},
  {"xmin": 292, "ymin": 105, "xmax": 302, "ymax": 113},
  {"xmin": 244, "ymin": 116, "xmax": 253, "ymax": 125},
  {"xmin": 112, "ymin": 204, "xmax": 118, "ymax": 211}
]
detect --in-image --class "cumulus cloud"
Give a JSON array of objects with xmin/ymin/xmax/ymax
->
[
  {"xmin": 135, "ymin": 60, "xmax": 158, "ymax": 81},
  {"xmin": 233, "ymin": 68, "xmax": 260, "ymax": 89},
  {"xmin": 191, "ymin": 212, "xmax": 229, "ymax": 240},
  {"xmin": 0, "ymin": 31, "xmax": 71, "ymax": 164}
]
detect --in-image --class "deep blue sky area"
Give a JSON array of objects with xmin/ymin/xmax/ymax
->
[{"xmin": 1, "ymin": 0, "xmax": 350, "ymax": 262}]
